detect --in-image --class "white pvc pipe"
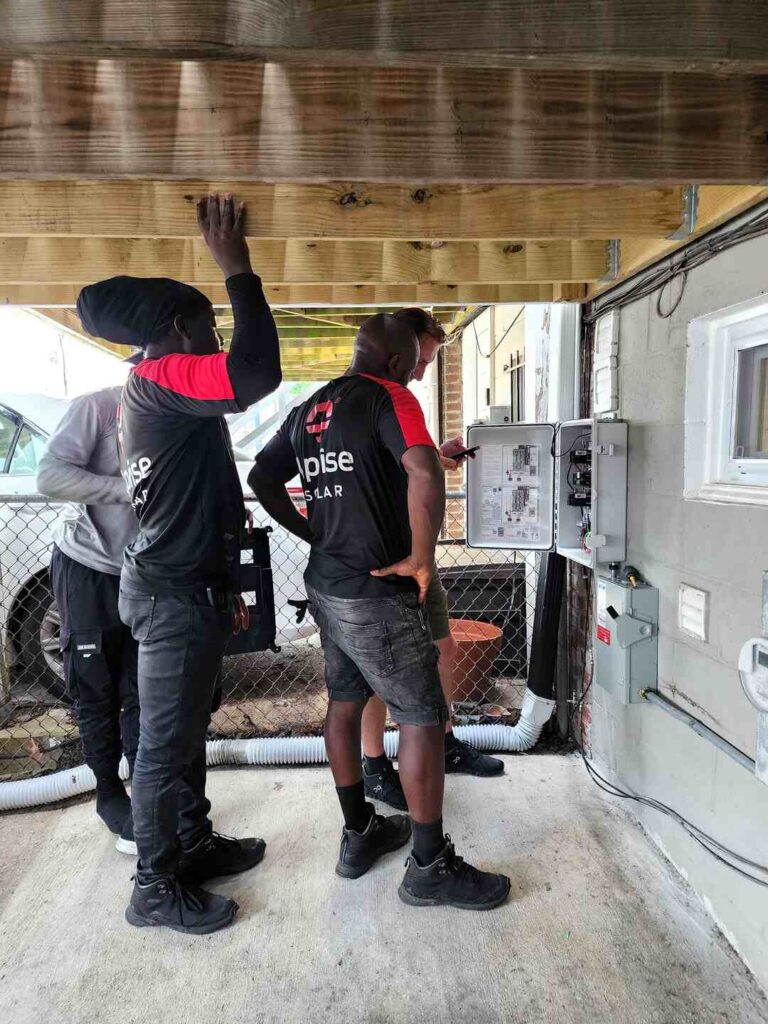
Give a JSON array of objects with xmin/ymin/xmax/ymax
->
[{"xmin": 0, "ymin": 689, "xmax": 556, "ymax": 811}]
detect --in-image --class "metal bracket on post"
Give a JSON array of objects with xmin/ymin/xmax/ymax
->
[
  {"xmin": 598, "ymin": 240, "xmax": 620, "ymax": 284},
  {"xmin": 668, "ymin": 185, "xmax": 699, "ymax": 240}
]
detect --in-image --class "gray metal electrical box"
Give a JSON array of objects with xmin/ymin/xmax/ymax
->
[
  {"xmin": 595, "ymin": 577, "xmax": 659, "ymax": 704},
  {"xmin": 465, "ymin": 418, "xmax": 628, "ymax": 567}
]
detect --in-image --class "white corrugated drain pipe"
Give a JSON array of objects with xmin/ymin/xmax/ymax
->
[{"xmin": 0, "ymin": 689, "xmax": 555, "ymax": 811}]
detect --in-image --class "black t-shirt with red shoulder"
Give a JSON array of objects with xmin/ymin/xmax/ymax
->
[
  {"xmin": 118, "ymin": 273, "xmax": 280, "ymax": 594},
  {"xmin": 255, "ymin": 373, "xmax": 436, "ymax": 599}
]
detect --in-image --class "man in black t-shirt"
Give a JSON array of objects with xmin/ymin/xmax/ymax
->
[
  {"xmin": 251, "ymin": 314, "xmax": 510, "ymax": 910},
  {"xmin": 77, "ymin": 195, "xmax": 282, "ymax": 935}
]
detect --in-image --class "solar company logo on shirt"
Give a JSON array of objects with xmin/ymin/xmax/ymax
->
[
  {"xmin": 123, "ymin": 455, "xmax": 153, "ymax": 513},
  {"xmin": 305, "ymin": 400, "xmax": 334, "ymax": 442},
  {"xmin": 297, "ymin": 447, "xmax": 354, "ymax": 503}
]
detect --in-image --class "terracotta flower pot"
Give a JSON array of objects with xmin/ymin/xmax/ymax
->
[{"xmin": 449, "ymin": 618, "xmax": 503, "ymax": 703}]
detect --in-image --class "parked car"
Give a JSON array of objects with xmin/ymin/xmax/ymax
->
[{"xmin": 0, "ymin": 391, "xmax": 313, "ymax": 703}]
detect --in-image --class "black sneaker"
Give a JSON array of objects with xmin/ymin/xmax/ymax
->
[
  {"xmin": 398, "ymin": 837, "xmax": 511, "ymax": 910},
  {"xmin": 363, "ymin": 758, "xmax": 408, "ymax": 811},
  {"xmin": 115, "ymin": 809, "xmax": 138, "ymax": 857},
  {"xmin": 445, "ymin": 737, "xmax": 505, "ymax": 777},
  {"xmin": 336, "ymin": 804, "xmax": 412, "ymax": 879},
  {"xmin": 176, "ymin": 832, "xmax": 266, "ymax": 886},
  {"xmin": 125, "ymin": 876, "xmax": 238, "ymax": 935}
]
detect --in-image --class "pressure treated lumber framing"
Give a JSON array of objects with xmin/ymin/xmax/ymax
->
[
  {"xmin": 0, "ymin": 239, "xmax": 608, "ymax": 285},
  {"xmin": 587, "ymin": 185, "xmax": 768, "ymax": 299},
  {"xmin": 1, "ymin": 61, "xmax": 765, "ymax": 183},
  {"xmin": 3, "ymin": 1, "xmax": 767, "ymax": 74},
  {"xmin": 0, "ymin": 182, "xmax": 685, "ymax": 241},
  {"xmin": 7, "ymin": 283, "xmax": 571, "ymax": 307}
]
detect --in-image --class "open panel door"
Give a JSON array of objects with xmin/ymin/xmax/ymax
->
[{"xmin": 466, "ymin": 423, "xmax": 555, "ymax": 550}]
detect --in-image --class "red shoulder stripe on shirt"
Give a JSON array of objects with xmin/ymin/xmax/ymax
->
[
  {"xmin": 132, "ymin": 352, "xmax": 234, "ymax": 401},
  {"xmin": 358, "ymin": 373, "xmax": 436, "ymax": 449}
]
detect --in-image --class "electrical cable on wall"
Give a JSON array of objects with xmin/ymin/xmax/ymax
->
[
  {"xmin": 473, "ymin": 305, "xmax": 525, "ymax": 359},
  {"xmin": 572, "ymin": 657, "xmax": 768, "ymax": 888},
  {"xmin": 585, "ymin": 203, "xmax": 768, "ymax": 325}
]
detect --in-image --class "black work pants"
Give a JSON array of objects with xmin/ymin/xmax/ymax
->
[
  {"xmin": 50, "ymin": 546, "xmax": 139, "ymax": 779},
  {"xmin": 118, "ymin": 585, "xmax": 231, "ymax": 881}
]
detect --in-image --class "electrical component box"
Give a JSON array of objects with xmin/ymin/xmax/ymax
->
[
  {"xmin": 595, "ymin": 576, "xmax": 659, "ymax": 704},
  {"xmin": 465, "ymin": 417, "xmax": 628, "ymax": 568}
]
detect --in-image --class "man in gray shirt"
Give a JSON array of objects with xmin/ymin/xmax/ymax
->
[{"xmin": 37, "ymin": 385, "xmax": 139, "ymax": 852}]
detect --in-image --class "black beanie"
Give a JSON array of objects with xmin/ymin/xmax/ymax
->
[{"xmin": 76, "ymin": 276, "xmax": 210, "ymax": 348}]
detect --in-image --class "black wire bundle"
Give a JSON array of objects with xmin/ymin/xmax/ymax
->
[{"xmin": 572, "ymin": 641, "xmax": 768, "ymax": 888}]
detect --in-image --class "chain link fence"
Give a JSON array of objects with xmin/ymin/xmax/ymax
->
[{"xmin": 1, "ymin": 494, "xmax": 538, "ymax": 782}]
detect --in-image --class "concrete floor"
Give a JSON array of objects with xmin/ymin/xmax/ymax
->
[{"xmin": 0, "ymin": 754, "xmax": 766, "ymax": 1024}]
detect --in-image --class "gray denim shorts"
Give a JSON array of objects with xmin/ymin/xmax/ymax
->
[{"xmin": 306, "ymin": 584, "xmax": 449, "ymax": 727}]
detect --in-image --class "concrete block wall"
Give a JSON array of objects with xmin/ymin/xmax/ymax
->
[{"xmin": 591, "ymin": 233, "xmax": 768, "ymax": 989}]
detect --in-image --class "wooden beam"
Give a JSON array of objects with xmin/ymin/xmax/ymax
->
[
  {"xmin": 0, "ymin": 61, "xmax": 765, "ymax": 183},
  {"xmin": 588, "ymin": 185, "xmax": 768, "ymax": 298},
  {"xmin": 0, "ymin": 182, "xmax": 686, "ymax": 240},
  {"xmin": 11, "ymin": 282, "xmax": 567, "ymax": 307},
  {"xmin": 35, "ymin": 306, "xmax": 356, "ymax": 372},
  {"xmin": 0, "ymin": 238, "xmax": 608, "ymax": 284},
  {"xmin": 3, "ymin": 2, "xmax": 768, "ymax": 74}
]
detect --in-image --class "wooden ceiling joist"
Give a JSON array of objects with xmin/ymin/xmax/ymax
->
[
  {"xmin": 3, "ymin": 1, "xmax": 767, "ymax": 74},
  {"xmin": 589, "ymin": 185, "xmax": 768, "ymax": 299},
  {"xmin": 5, "ymin": 282, "xmax": 577, "ymax": 307},
  {"xmin": 0, "ymin": 60, "xmax": 765, "ymax": 182},
  {"xmin": 0, "ymin": 182, "xmax": 686, "ymax": 241},
  {"xmin": 0, "ymin": 238, "xmax": 608, "ymax": 285}
]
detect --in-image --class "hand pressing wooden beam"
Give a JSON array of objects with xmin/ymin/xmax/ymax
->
[
  {"xmin": 0, "ymin": 182, "xmax": 685, "ymax": 241},
  {"xmin": 2, "ymin": 1, "xmax": 767, "ymax": 74},
  {"xmin": 0, "ymin": 60, "xmax": 765, "ymax": 183},
  {"xmin": 0, "ymin": 238, "xmax": 608, "ymax": 284},
  {"xmin": 3, "ymin": 282, "xmax": 578, "ymax": 307}
]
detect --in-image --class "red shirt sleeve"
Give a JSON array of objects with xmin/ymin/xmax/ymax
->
[
  {"xmin": 133, "ymin": 352, "xmax": 235, "ymax": 401},
  {"xmin": 360, "ymin": 374, "xmax": 436, "ymax": 462}
]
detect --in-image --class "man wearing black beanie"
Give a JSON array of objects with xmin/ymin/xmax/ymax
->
[{"xmin": 78, "ymin": 195, "xmax": 281, "ymax": 935}]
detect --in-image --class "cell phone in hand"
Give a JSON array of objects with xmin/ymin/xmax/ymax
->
[{"xmin": 452, "ymin": 445, "xmax": 480, "ymax": 460}]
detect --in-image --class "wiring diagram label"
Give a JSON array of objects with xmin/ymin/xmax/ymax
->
[{"xmin": 476, "ymin": 443, "xmax": 544, "ymax": 542}]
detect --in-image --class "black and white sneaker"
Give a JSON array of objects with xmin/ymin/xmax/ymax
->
[
  {"xmin": 176, "ymin": 832, "xmax": 266, "ymax": 886},
  {"xmin": 362, "ymin": 758, "xmax": 408, "ymax": 811},
  {"xmin": 336, "ymin": 804, "xmax": 412, "ymax": 879},
  {"xmin": 399, "ymin": 837, "xmax": 511, "ymax": 910},
  {"xmin": 115, "ymin": 810, "xmax": 138, "ymax": 857},
  {"xmin": 445, "ymin": 737, "xmax": 505, "ymax": 777},
  {"xmin": 126, "ymin": 876, "xmax": 238, "ymax": 935}
]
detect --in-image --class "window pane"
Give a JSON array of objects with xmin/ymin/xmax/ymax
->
[
  {"xmin": 8, "ymin": 424, "xmax": 47, "ymax": 476},
  {"xmin": 734, "ymin": 343, "xmax": 768, "ymax": 459},
  {"xmin": 0, "ymin": 412, "xmax": 18, "ymax": 469}
]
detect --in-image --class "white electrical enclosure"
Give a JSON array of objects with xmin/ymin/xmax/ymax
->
[
  {"xmin": 467, "ymin": 418, "xmax": 628, "ymax": 567},
  {"xmin": 465, "ymin": 423, "xmax": 555, "ymax": 550}
]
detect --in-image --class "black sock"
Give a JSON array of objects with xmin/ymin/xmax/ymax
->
[
  {"xmin": 95, "ymin": 775, "xmax": 130, "ymax": 834},
  {"xmin": 445, "ymin": 731, "xmax": 461, "ymax": 751},
  {"xmin": 412, "ymin": 818, "xmax": 445, "ymax": 866},
  {"xmin": 363, "ymin": 753, "xmax": 390, "ymax": 775},
  {"xmin": 336, "ymin": 781, "xmax": 372, "ymax": 832},
  {"xmin": 95, "ymin": 771, "xmax": 124, "ymax": 796}
]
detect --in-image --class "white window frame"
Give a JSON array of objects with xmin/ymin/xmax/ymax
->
[{"xmin": 686, "ymin": 296, "xmax": 768, "ymax": 506}]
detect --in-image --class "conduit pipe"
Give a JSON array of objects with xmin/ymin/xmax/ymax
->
[
  {"xmin": 0, "ymin": 693, "xmax": 555, "ymax": 811},
  {"xmin": 642, "ymin": 688, "xmax": 755, "ymax": 774}
]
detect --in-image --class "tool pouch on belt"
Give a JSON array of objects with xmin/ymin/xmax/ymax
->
[{"xmin": 225, "ymin": 526, "xmax": 278, "ymax": 655}]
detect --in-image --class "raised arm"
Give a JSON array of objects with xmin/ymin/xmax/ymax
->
[
  {"xmin": 37, "ymin": 393, "xmax": 128, "ymax": 505},
  {"xmin": 197, "ymin": 195, "xmax": 282, "ymax": 409}
]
